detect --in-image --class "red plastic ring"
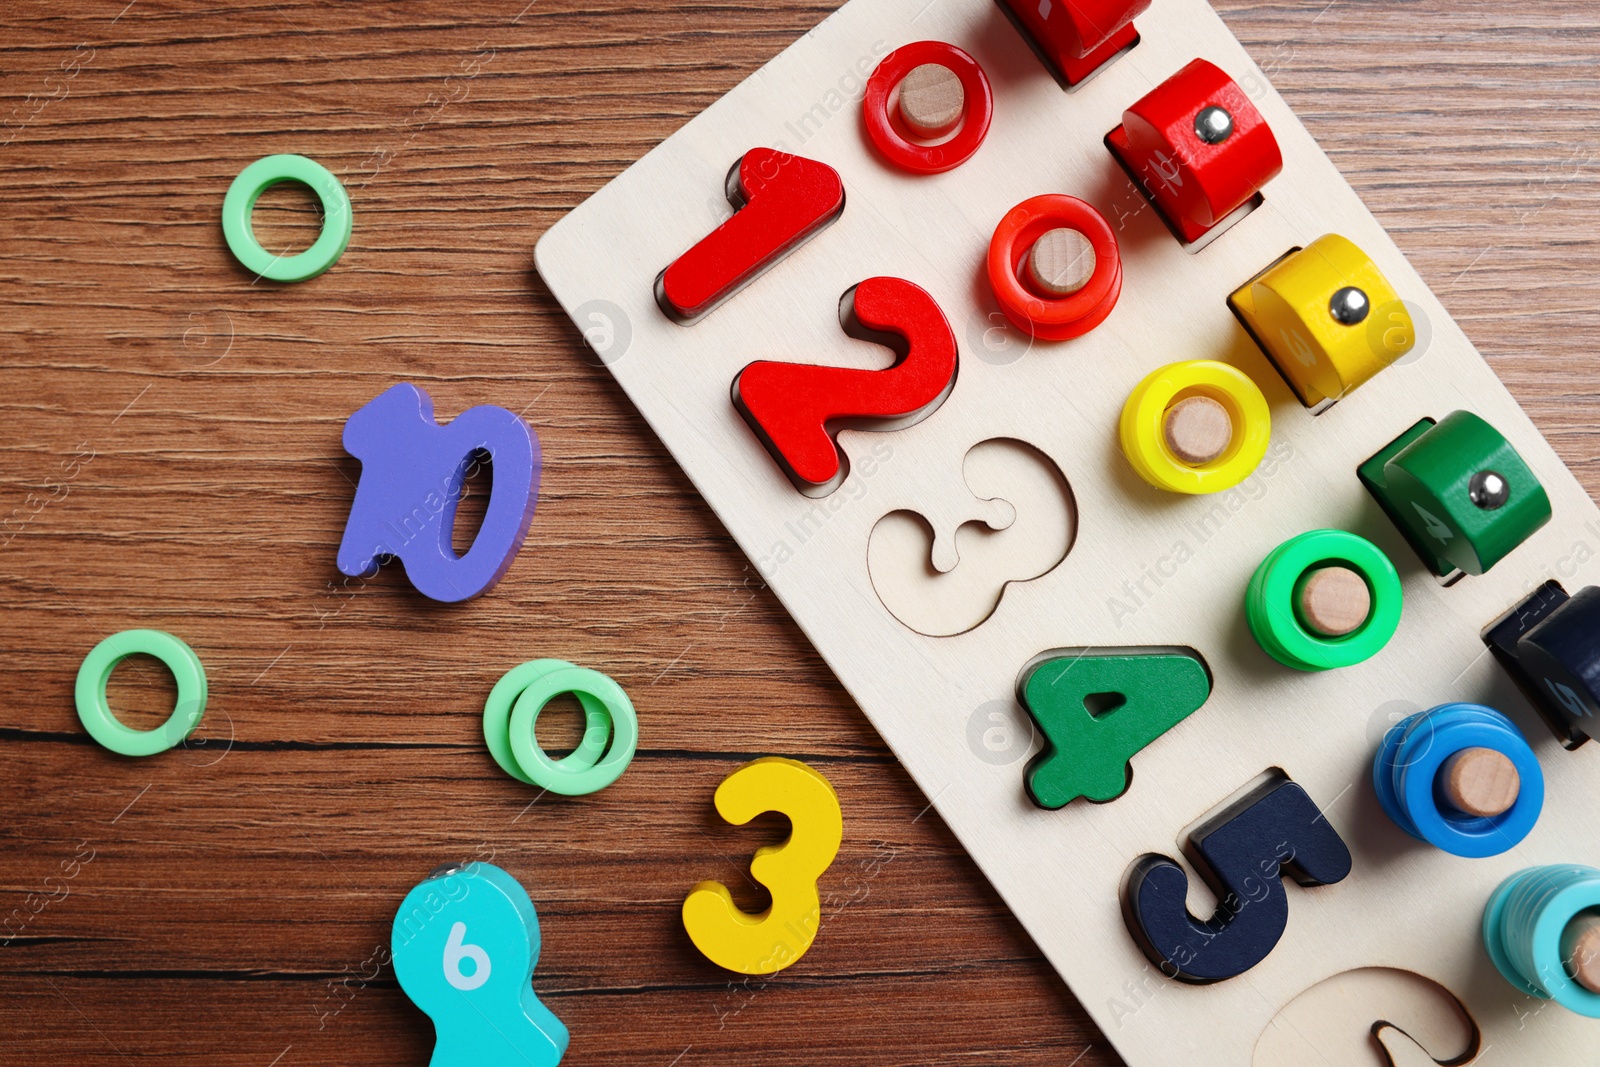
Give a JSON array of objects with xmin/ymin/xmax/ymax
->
[
  {"xmin": 863, "ymin": 41, "xmax": 993, "ymax": 175},
  {"xmin": 986, "ymin": 195, "xmax": 1122, "ymax": 340}
]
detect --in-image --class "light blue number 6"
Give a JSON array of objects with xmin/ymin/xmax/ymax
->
[{"xmin": 393, "ymin": 862, "xmax": 567, "ymax": 1066}]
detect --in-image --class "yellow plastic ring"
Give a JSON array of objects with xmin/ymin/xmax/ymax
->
[{"xmin": 1119, "ymin": 360, "xmax": 1271, "ymax": 495}]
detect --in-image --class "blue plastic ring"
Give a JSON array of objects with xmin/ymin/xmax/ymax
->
[{"xmin": 1372, "ymin": 702, "xmax": 1543, "ymax": 857}]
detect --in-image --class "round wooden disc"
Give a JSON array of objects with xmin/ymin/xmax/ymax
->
[
  {"xmin": 1439, "ymin": 746, "xmax": 1520, "ymax": 818},
  {"xmin": 1026, "ymin": 228, "xmax": 1097, "ymax": 297},
  {"xmin": 1161, "ymin": 395, "xmax": 1232, "ymax": 466},
  {"xmin": 897, "ymin": 64, "xmax": 964, "ymax": 138},
  {"xmin": 1295, "ymin": 566, "xmax": 1372, "ymax": 637},
  {"xmin": 1562, "ymin": 912, "xmax": 1600, "ymax": 993}
]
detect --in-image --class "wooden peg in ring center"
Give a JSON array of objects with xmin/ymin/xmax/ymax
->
[
  {"xmin": 897, "ymin": 64, "xmax": 965, "ymax": 138},
  {"xmin": 1295, "ymin": 566, "xmax": 1372, "ymax": 637},
  {"xmin": 1440, "ymin": 746, "xmax": 1521, "ymax": 818},
  {"xmin": 1162, "ymin": 395, "xmax": 1232, "ymax": 466},
  {"xmin": 1562, "ymin": 911, "xmax": 1600, "ymax": 993},
  {"xmin": 1026, "ymin": 227, "xmax": 1098, "ymax": 297}
]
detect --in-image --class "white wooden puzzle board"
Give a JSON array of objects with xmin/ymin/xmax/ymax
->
[{"xmin": 535, "ymin": 0, "xmax": 1600, "ymax": 1062}]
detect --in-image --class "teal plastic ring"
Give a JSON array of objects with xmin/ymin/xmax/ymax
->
[
  {"xmin": 74, "ymin": 629, "xmax": 207, "ymax": 757},
  {"xmin": 509, "ymin": 666, "xmax": 638, "ymax": 796},
  {"xmin": 483, "ymin": 659, "xmax": 611, "ymax": 785},
  {"xmin": 1483, "ymin": 864, "xmax": 1600, "ymax": 1017},
  {"xmin": 221, "ymin": 154, "xmax": 352, "ymax": 282},
  {"xmin": 1246, "ymin": 529, "xmax": 1403, "ymax": 671}
]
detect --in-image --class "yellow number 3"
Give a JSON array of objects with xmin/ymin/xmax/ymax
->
[{"xmin": 682, "ymin": 757, "xmax": 843, "ymax": 975}]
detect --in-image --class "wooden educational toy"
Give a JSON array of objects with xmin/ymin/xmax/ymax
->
[
  {"xmin": 1361, "ymin": 411, "xmax": 1552, "ymax": 578},
  {"xmin": 1119, "ymin": 359, "xmax": 1269, "ymax": 494},
  {"xmin": 987, "ymin": 194, "xmax": 1121, "ymax": 338},
  {"xmin": 1371, "ymin": 703, "xmax": 1544, "ymax": 858},
  {"xmin": 1484, "ymin": 582, "xmax": 1600, "ymax": 749},
  {"xmin": 864, "ymin": 41, "xmax": 993, "ymax": 173},
  {"xmin": 1230, "ymin": 235, "xmax": 1411, "ymax": 408},
  {"xmin": 1019, "ymin": 648, "xmax": 1211, "ymax": 808},
  {"xmin": 392, "ymin": 862, "xmax": 568, "ymax": 1066},
  {"xmin": 655, "ymin": 149, "xmax": 845, "ymax": 323},
  {"xmin": 1483, "ymin": 865, "xmax": 1600, "ymax": 1019},
  {"xmin": 481, "ymin": 659, "xmax": 638, "ymax": 795},
  {"xmin": 682, "ymin": 757, "xmax": 843, "ymax": 975},
  {"xmin": 997, "ymin": 0, "xmax": 1149, "ymax": 87},
  {"xmin": 735, "ymin": 276, "xmax": 959, "ymax": 494},
  {"xmin": 220, "ymin": 153, "xmax": 351, "ymax": 282},
  {"xmin": 1244, "ymin": 529, "xmax": 1402, "ymax": 672},
  {"xmin": 1124, "ymin": 775, "xmax": 1351, "ymax": 984},
  {"xmin": 1107, "ymin": 59, "xmax": 1281, "ymax": 247},
  {"xmin": 74, "ymin": 629, "xmax": 206, "ymax": 757},
  {"xmin": 534, "ymin": 0, "xmax": 1600, "ymax": 1060},
  {"xmin": 337, "ymin": 383, "xmax": 540, "ymax": 603}
]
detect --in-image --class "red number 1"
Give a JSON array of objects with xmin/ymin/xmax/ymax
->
[
  {"xmin": 656, "ymin": 148, "xmax": 845, "ymax": 324},
  {"xmin": 734, "ymin": 277, "xmax": 958, "ymax": 495}
]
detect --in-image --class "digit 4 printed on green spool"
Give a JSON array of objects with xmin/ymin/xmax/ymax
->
[
  {"xmin": 1018, "ymin": 649, "xmax": 1212, "ymax": 809},
  {"xmin": 1361, "ymin": 411, "xmax": 1552, "ymax": 577}
]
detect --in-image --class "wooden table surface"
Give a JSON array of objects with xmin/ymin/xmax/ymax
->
[{"xmin": 3, "ymin": 2, "xmax": 1598, "ymax": 1064}]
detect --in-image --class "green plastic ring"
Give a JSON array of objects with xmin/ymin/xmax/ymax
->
[
  {"xmin": 509, "ymin": 666, "xmax": 638, "ymax": 796},
  {"xmin": 74, "ymin": 630, "xmax": 207, "ymax": 757},
  {"xmin": 221, "ymin": 154, "xmax": 352, "ymax": 282},
  {"xmin": 483, "ymin": 659, "xmax": 611, "ymax": 785},
  {"xmin": 1246, "ymin": 530, "xmax": 1403, "ymax": 672}
]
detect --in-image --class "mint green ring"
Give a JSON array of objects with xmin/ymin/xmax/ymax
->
[
  {"xmin": 221, "ymin": 154, "xmax": 352, "ymax": 282},
  {"xmin": 74, "ymin": 630, "xmax": 207, "ymax": 757},
  {"xmin": 483, "ymin": 659, "xmax": 610, "ymax": 785},
  {"xmin": 509, "ymin": 666, "xmax": 638, "ymax": 796},
  {"xmin": 1246, "ymin": 529, "xmax": 1403, "ymax": 671}
]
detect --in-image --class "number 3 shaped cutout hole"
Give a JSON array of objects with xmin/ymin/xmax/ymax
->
[{"xmin": 683, "ymin": 758, "xmax": 843, "ymax": 975}]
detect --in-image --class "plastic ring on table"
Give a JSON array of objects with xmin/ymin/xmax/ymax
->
[
  {"xmin": 509, "ymin": 666, "xmax": 638, "ymax": 796},
  {"xmin": 863, "ymin": 41, "xmax": 993, "ymax": 174},
  {"xmin": 221, "ymin": 154, "xmax": 352, "ymax": 282},
  {"xmin": 986, "ymin": 194, "xmax": 1122, "ymax": 340},
  {"xmin": 74, "ymin": 630, "xmax": 207, "ymax": 757},
  {"xmin": 1372, "ymin": 702, "xmax": 1543, "ymax": 857},
  {"xmin": 1245, "ymin": 529, "xmax": 1403, "ymax": 672},
  {"xmin": 1119, "ymin": 360, "xmax": 1271, "ymax": 494},
  {"xmin": 483, "ymin": 659, "xmax": 612, "ymax": 785},
  {"xmin": 1484, "ymin": 864, "xmax": 1600, "ymax": 1017}
]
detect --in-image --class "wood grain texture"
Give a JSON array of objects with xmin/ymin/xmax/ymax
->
[{"xmin": 1, "ymin": 2, "xmax": 1598, "ymax": 1065}]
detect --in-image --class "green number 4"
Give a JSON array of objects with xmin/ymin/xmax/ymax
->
[{"xmin": 1019, "ymin": 649, "xmax": 1212, "ymax": 809}]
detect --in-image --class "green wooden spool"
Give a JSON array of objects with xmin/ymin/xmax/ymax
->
[{"xmin": 1364, "ymin": 411, "xmax": 1551, "ymax": 576}]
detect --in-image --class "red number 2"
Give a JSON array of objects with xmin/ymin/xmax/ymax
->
[
  {"xmin": 656, "ymin": 149, "xmax": 845, "ymax": 324},
  {"xmin": 734, "ymin": 277, "xmax": 958, "ymax": 495}
]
